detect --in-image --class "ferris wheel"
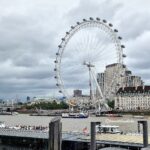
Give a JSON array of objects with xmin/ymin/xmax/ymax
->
[{"xmin": 54, "ymin": 17, "xmax": 126, "ymax": 111}]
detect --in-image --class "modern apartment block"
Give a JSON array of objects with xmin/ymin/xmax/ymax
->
[
  {"xmin": 97, "ymin": 73, "xmax": 105, "ymax": 95},
  {"xmin": 97, "ymin": 63, "xmax": 143, "ymax": 100},
  {"xmin": 123, "ymin": 75, "xmax": 143, "ymax": 87},
  {"xmin": 73, "ymin": 89, "xmax": 82, "ymax": 97},
  {"xmin": 97, "ymin": 63, "xmax": 122, "ymax": 99}
]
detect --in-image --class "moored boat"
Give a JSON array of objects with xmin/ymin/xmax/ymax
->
[
  {"xmin": 62, "ymin": 112, "xmax": 88, "ymax": 118},
  {"xmin": 0, "ymin": 111, "xmax": 12, "ymax": 115},
  {"xmin": 96, "ymin": 113, "xmax": 123, "ymax": 117},
  {"xmin": 96, "ymin": 124, "xmax": 122, "ymax": 134},
  {"xmin": 133, "ymin": 115, "xmax": 144, "ymax": 119}
]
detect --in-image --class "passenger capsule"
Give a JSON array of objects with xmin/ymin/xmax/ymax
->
[
  {"xmin": 71, "ymin": 26, "xmax": 74, "ymax": 29},
  {"xmin": 56, "ymin": 53, "xmax": 59, "ymax": 55},
  {"xmin": 62, "ymin": 38, "xmax": 65, "ymax": 41},
  {"xmin": 121, "ymin": 45, "xmax": 125, "ymax": 48},
  {"xmin": 103, "ymin": 19, "xmax": 107, "ymax": 23},
  {"xmin": 96, "ymin": 17, "xmax": 100, "ymax": 21},
  {"xmin": 118, "ymin": 36, "xmax": 122, "ymax": 40},
  {"xmin": 77, "ymin": 22, "xmax": 80, "ymax": 25},
  {"xmin": 58, "ymin": 45, "xmax": 62, "ymax": 48},
  {"xmin": 89, "ymin": 17, "xmax": 94, "ymax": 20},
  {"xmin": 54, "ymin": 60, "xmax": 58, "ymax": 63},
  {"xmin": 59, "ymin": 90, "xmax": 62, "ymax": 93},
  {"xmin": 83, "ymin": 19, "xmax": 87, "ymax": 22},
  {"xmin": 122, "ymin": 54, "xmax": 126, "ymax": 57},
  {"xmin": 66, "ymin": 32, "xmax": 69, "ymax": 35},
  {"xmin": 56, "ymin": 83, "xmax": 59, "ymax": 86},
  {"xmin": 109, "ymin": 23, "xmax": 113, "ymax": 27},
  {"xmin": 54, "ymin": 76, "xmax": 58, "ymax": 79},
  {"xmin": 54, "ymin": 68, "xmax": 57, "ymax": 71},
  {"xmin": 114, "ymin": 29, "xmax": 118, "ymax": 32}
]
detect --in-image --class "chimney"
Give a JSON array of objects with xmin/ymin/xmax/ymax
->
[
  {"xmin": 122, "ymin": 86, "xmax": 124, "ymax": 91},
  {"xmin": 143, "ymin": 85, "xmax": 145, "ymax": 90},
  {"xmin": 135, "ymin": 86, "xmax": 138, "ymax": 90}
]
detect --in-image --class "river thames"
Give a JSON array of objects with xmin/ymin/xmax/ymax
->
[{"xmin": 0, "ymin": 114, "xmax": 150, "ymax": 133}]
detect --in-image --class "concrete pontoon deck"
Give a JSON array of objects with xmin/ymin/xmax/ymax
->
[{"xmin": 0, "ymin": 128, "xmax": 149, "ymax": 149}]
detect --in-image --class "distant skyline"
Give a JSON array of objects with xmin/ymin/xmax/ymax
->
[{"xmin": 0, "ymin": 0, "xmax": 150, "ymax": 100}]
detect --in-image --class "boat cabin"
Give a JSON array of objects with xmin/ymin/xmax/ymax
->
[{"xmin": 96, "ymin": 125, "xmax": 121, "ymax": 134}]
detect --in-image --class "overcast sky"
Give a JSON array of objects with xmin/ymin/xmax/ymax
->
[{"xmin": 0, "ymin": 0, "xmax": 150, "ymax": 100}]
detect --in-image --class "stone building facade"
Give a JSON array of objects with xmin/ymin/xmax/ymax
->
[{"xmin": 115, "ymin": 86, "xmax": 150, "ymax": 110}]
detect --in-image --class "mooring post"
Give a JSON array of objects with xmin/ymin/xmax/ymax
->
[
  {"xmin": 138, "ymin": 122, "xmax": 140, "ymax": 133},
  {"xmin": 90, "ymin": 122, "xmax": 101, "ymax": 150},
  {"xmin": 138, "ymin": 120, "xmax": 148, "ymax": 148},
  {"xmin": 91, "ymin": 122, "xmax": 96, "ymax": 150},
  {"xmin": 49, "ymin": 117, "xmax": 62, "ymax": 150}
]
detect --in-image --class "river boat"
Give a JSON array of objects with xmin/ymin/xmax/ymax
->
[
  {"xmin": 96, "ymin": 124, "xmax": 122, "ymax": 134},
  {"xmin": 132, "ymin": 115, "xmax": 144, "ymax": 119},
  {"xmin": 62, "ymin": 112, "xmax": 88, "ymax": 118},
  {"xmin": 96, "ymin": 113, "xmax": 123, "ymax": 117},
  {"xmin": 0, "ymin": 111, "xmax": 12, "ymax": 115}
]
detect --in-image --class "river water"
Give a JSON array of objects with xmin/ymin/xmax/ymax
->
[{"xmin": 0, "ymin": 114, "xmax": 150, "ymax": 133}]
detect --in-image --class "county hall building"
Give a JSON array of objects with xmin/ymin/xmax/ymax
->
[{"xmin": 115, "ymin": 86, "xmax": 150, "ymax": 111}]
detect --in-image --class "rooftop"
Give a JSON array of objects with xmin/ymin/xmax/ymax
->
[
  {"xmin": 106, "ymin": 63, "xmax": 126, "ymax": 68},
  {"xmin": 117, "ymin": 86, "xmax": 150, "ymax": 94}
]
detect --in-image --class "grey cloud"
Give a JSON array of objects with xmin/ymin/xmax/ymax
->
[
  {"xmin": 123, "ymin": 31, "xmax": 150, "ymax": 84},
  {"xmin": 116, "ymin": 12, "xmax": 150, "ymax": 40},
  {"xmin": 65, "ymin": 0, "xmax": 123, "ymax": 24},
  {"xmin": 125, "ymin": 31, "xmax": 150, "ymax": 69},
  {"xmin": 0, "ymin": 0, "xmax": 150, "ymax": 99}
]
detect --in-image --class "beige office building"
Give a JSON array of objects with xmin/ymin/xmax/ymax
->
[{"xmin": 115, "ymin": 86, "xmax": 150, "ymax": 110}]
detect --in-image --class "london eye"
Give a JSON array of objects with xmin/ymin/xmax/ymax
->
[{"xmin": 54, "ymin": 17, "xmax": 126, "ymax": 112}]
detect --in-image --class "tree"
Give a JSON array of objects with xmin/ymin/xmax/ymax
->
[
  {"xmin": 23, "ymin": 101, "xmax": 69, "ymax": 110},
  {"xmin": 107, "ymin": 100, "xmax": 115, "ymax": 109}
]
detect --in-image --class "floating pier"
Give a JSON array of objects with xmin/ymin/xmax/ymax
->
[
  {"xmin": 0, "ymin": 119, "xmax": 149, "ymax": 150},
  {"xmin": 0, "ymin": 128, "xmax": 149, "ymax": 149}
]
